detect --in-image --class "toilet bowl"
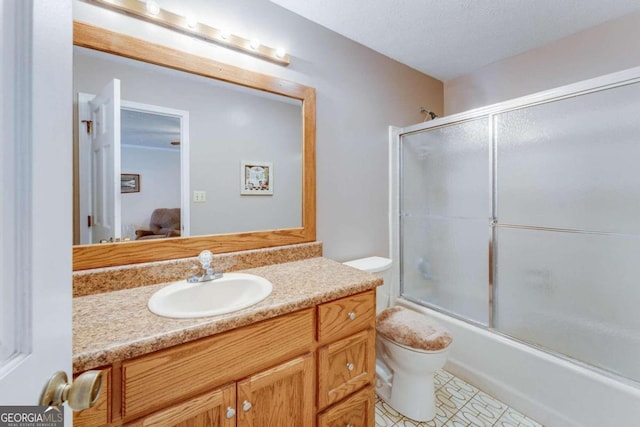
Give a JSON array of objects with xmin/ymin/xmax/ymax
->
[{"xmin": 343, "ymin": 256, "xmax": 452, "ymax": 422}]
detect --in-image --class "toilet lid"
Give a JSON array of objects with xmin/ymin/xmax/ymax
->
[
  {"xmin": 343, "ymin": 256, "xmax": 392, "ymax": 273},
  {"xmin": 376, "ymin": 306, "xmax": 452, "ymax": 351}
]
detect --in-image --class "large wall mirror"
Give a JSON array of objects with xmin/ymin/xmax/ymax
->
[{"xmin": 72, "ymin": 22, "xmax": 316, "ymax": 270}]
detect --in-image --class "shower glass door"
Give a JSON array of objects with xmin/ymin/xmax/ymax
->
[
  {"xmin": 400, "ymin": 118, "xmax": 491, "ymax": 325},
  {"xmin": 398, "ymin": 74, "xmax": 640, "ymax": 384},
  {"xmin": 494, "ymin": 81, "xmax": 640, "ymax": 383}
]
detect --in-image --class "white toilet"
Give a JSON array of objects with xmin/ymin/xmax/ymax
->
[{"xmin": 343, "ymin": 257, "xmax": 452, "ymax": 422}]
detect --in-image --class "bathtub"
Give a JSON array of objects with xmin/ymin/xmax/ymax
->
[{"xmin": 396, "ymin": 298, "xmax": 640, "ymax": 427}]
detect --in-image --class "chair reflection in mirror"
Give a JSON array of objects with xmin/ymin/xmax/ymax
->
[{"xmin": 135, "ymin": 208, "xmax": 181, "ymax": 240}]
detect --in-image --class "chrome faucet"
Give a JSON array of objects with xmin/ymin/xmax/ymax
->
[{"xmin": 187, "ymin": 250, "xmax": 223, "ymax": 283}]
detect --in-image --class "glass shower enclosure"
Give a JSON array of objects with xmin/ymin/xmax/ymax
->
[{"xmin": 393, "ymin": 69, "xmax": 640, "ymax": 386}]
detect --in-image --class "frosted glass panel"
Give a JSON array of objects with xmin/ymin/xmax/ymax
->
[
  {"xmin": 400, "ymin": 119, "xmax": 490, "ymax": 325},
  {"xmin": 401, "ymin": 118, "xmax": 490, "ymax": 218},
  {"xmin": 398, "ymin": 74, "xmax": 640, "ymax": 386},
  {"xmin": 401, "ymin": 216, "xmax": 489, "ymax": 325},
  {"xmin": 495, "ymin": 227, "xmax": 640, "ymax": 383},
  {"xmin": 496, "ymin": 82, "xmax": 640, "ymax": 233}
]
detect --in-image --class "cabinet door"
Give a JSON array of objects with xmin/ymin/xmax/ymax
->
[
  {"xmin": 125, "ymin": 383, "xmax": 236, "ymax": 427},
  {"xmin": 237, "ymin": 354, "xmax": 314, "ymax": 427},
  {"xmin": 317, "ymin": 386, "xmax": 374, "ymax": 427}
]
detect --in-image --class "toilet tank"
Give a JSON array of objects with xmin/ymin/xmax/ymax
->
[{"xmin": 343, "ymin": 256, "xmax": 393, "ymax": 313}]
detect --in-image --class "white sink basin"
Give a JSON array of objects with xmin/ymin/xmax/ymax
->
[{"xmin": 148, "ymin": 273, "xmax": 273, "ymax": 318}]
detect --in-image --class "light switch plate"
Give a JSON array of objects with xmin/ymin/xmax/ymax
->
[{"xmin": 193, "ymin": 190, "xmax": 206, "ymax": 202}]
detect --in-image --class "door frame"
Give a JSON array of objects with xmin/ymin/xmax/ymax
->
[
  {"xmin": 120, "ymin": 100, "xmax": 190, "ymax": 238},
  {"xmin": 77, "ymin": 96, "xmax": 190, "ymax": 244}
]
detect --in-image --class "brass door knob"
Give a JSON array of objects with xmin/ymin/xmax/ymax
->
[{"xmin": 40, "ymin": 370, "xmax": 102, "ymax": 411}]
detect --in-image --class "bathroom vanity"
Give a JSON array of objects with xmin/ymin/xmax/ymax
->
[{"xmin": 72, "ymin": 257, "xmax": 380, "ymax": 427}]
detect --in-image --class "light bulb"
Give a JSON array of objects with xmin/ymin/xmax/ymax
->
[
  {"xmin": 249, "ymin": 38, "xmax": 260, "ymax": 50},
  {"xmin": 275, "ymin": 47, "xmax": 286, "ymax": 58},
  {"xmin": 146, "ymin": 0, "xmax": 160, "ymax": 15},
  {"xmin": 219, "ymin": 29, "xmax": 230, "ymax": 40}
]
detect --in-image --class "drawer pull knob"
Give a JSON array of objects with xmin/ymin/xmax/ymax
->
[
  {"xmin": 226, "ymin": 407, "xmax": 236, "ymax": 419},
  {"xmin": 346, "ymin": 424, "xmax": 354, "ymax": 427},
  {"xmin": 242, "ymin": 400, "xmax": 252, "ymax": 412},
  {"xmin": 347, "ymin": 311, "xmax": 356, "ymax": 320},
  {"xmin": 346, "ymin": 362, "xmax": 355, "ymax": 371}
]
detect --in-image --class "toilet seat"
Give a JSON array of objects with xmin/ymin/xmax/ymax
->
[{"xmin": 377, "ymin": 306, "xmax": 452, "ymax": 351}]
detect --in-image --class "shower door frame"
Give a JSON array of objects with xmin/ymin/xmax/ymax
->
[{"xmin": 390, "ymin": 64, "xmax": 640, "ymax": 385}]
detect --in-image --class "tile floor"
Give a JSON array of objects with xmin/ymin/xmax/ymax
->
[{"xmin": 375, "ymin": 369, "xmax": 543, "ymax": 427}]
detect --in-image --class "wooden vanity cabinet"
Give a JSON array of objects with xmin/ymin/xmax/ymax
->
[
  {"xmin": 73, "ymin": 290, "xmax": 377, "ymax": 427},
  {"xmin": 120, "ymin": 309, "xmax": 313, "ymax": 422}
]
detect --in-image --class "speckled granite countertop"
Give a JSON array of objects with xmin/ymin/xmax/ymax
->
[{"xmin": 73, "ymin": 257, "xmax": 381, "ymax": 373}]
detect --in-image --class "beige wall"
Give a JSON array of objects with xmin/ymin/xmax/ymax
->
[
  {"xmin": 445, "ymin": 11, "xmax": 640, "ymax": 115},
  {"xmin": 120, "ymin": 146, "xmax": 181, "ymax": 238},
  {"xmin": 73, "ymin": 0, "xmax": 443, "ymax": 261}
]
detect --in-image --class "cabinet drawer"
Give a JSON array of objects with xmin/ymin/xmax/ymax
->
[
  {"xmin": 318, "ymin": 328, "xmax": 375, "ymax": 409},
  {"xmin": 317, "ymin": 291, "xmax": 375, "ymax": 343},
  {"xmin": 73, "ymin": 368, "xmax": 110, "ymax": 427},
  {"xmin": 317, "ymin": 385, "xmax": 374, "ymax": 427},
  {"xmin": 122, "ymin": 308, "xmax": 314, "ymax": 421}
]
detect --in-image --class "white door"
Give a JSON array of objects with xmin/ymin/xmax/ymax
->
[
  {"xmin": 89, "ymin": 79, "xmax": 122, "ymax": 243},
  {"xmin": 0, "ymin": 0, "xmax": 72, "ymax": 418}
]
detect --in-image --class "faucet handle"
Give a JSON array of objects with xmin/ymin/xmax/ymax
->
[
  {"xmin": 197, "ymin": 250, "xmax": 214, "ymax": 268},
  {"xmin": 187, "ymin": 265, "xmax": 200, "ymax": 283}
]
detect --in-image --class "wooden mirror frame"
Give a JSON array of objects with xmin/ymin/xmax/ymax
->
[{"xmin": 72, "ymin": 22, "xmax": 316, "ymax": 270}]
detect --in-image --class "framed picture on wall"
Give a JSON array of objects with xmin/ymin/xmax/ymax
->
[
  {"xmin": 121, "ymin": 173, "xmax": 140, "ymax": 193},
  {"xmin": 241, "ymin": 161, "xmax": 273, "ymax": 195}
]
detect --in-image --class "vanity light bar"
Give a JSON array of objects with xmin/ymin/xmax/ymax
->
[{"xmin": 83, "ymin": 0, "xmax": 291, "ymax": 66}]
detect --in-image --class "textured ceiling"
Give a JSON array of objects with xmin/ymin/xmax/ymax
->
[{"xmin": 270, "ymin": 0, "xmax": 640, "ymax": 81}]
